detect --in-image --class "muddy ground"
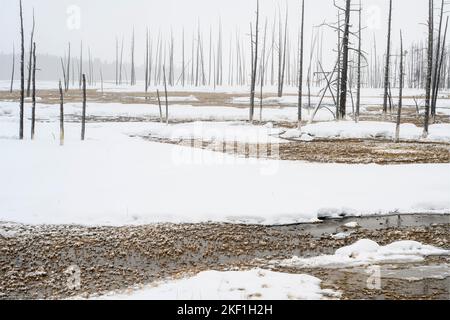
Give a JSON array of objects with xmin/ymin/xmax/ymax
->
[
  {"xmin": 0, "ymin": 214, "xmax": 448, "ymax": 300},
  {"xmin": 1, "ymin": 89, "xmax": 449, "ymax": 125}
]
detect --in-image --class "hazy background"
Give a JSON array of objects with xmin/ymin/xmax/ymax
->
[{"xmin": 0, "ymin": 0, "xmax": 431, "ymax": 81}]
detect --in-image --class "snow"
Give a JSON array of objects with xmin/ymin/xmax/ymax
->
[
  {"xmin": 89, "ymin": 269, "xmax": 340, "ymax": 300},
  {"xmin": 145, "ymin": 121, "xmax": 285, "ymax": 143},
  {"xmin": 276, "ymin": 240, "xmax": 450, "ymax": 268},
  {"xmin": 0, "ymin": 100, "xmax": 449, "ymax": 226},
  {"xmin": 281, "ymin": 121, "xmax": 450, "ymax": 142}
]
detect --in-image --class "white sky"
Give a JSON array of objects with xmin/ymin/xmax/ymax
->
[{"xmin": 0, "ymin": 0, "xmax": 431, "ymax": 68}]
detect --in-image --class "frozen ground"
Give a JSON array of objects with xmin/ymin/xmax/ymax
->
[
  {"xmin": 89, "ymin": 269, "xmax": 339, "ymax": 300},
  {"xmin": 275, "ymin": 239, "xmax": 450, "ymax": 268},
  {"xmin": 0, "ymin": 96, "xmax": 449, "ymax": 226}
]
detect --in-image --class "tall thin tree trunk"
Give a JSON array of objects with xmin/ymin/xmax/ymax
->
[
  {"xmin": 250, "ymin": 0, "xmax": 260, "ymax": 123},
  {"xmin": 19, "ymin": 0, "xmax": 25, "ymax": 140},
  {"xmin": 356, "ymin": 0, "xmax": 362, "ymax": 123},
  {"xmin": 26, "ymin": 9, "xmax": 35, "ymax": 97},
  {"xmin": 431, "ymin": 0, "xmax": 445, "ymax": 121},
  {"xmin": 156, "ymin": 89, "xmax": 163, "ymax": 123},
  {"xmin": 10, "ymin": 45, "xmax": 15, "ymax": 93},
  {"xmin": 423, "ymin": 0, "xmax": 434, "ymax": 137},
  {"xmin": 81, "ymin": 74, "xmax": 87, "ymax": 141},
  {"xmin": 298, "ymin": 0, "xmax": 305, "ymax": 130},
  {"xmin": 163, "ymin": 65, "xmax": 169, "ymax": 125},
  {"xmin": 66, "ymin": 43, "xmax": 71, "ymax": 92},
  {"xmin": 434, "ymin": 17, "xmax": 449, "ymax": 116},
  {"xmin": 395, "ymin": 31, "xmax": 404, "ymax": 143},
  {"xmin": 339, "ymin": 0, "xmax": 351, "ymax": 119},
  {"xmin": 383, "ymin": 0, "xmax": 393, "ymax": 116},
  {"xmin": 31, "ymin": 43, "xmax": 36, "ymax": 140},
  {"xmin": 59, "ymin": 80, "xmax": 64, "ymax": 146}
]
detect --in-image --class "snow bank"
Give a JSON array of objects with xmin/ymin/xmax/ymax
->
[
  {"xmin": 145, "ymin": 121, "xmax": 285, "ymax": 144},
  {"xmin": 281, "ymin": 121, "xmax": 450, "ymax": 143},
  {"xmin": 277, "ymin": 240, "xmax": 450, "ymax": 268},
  {"xmin": 89, "ymin": 269, "xmax": 339, "ymax": 300}
]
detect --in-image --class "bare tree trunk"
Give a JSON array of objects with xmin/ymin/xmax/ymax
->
[
  {"xmin": 182, "ymin": 28, "xmax": 185, "ymax": 87},
  {"xmin": 156, "ymin": 89, "xmax": 163, "ymax": 123},
  {"xmin": 383, "ymin": 0, "xmax": 393, "ymax": 116},
  {"xmin": 339, "ymin": 0, "xmax": 351, "ymax": 119},
  {"xmin": 10, "ymin": 45, "xmax": 15, "ymax": 93},
  {"xmin": 279, "ymin": 7, "xmax": 288, "ymax": 98},
  {"xmin": 26, "ymin": 9, "xmax": 35, "ymax": 98},
  {"xmin": 423, "ymin": 0, "xmax": 434, "ymax": 138},
  {"xmin": 250, "ymin": 0, "xmax": 260, "ymax": 123},
  {"xmin": 298, "ymin": 0, "xmax": 305, "ymax": 130},
  {"xmin": 115, "ymin": 37, "xmax": 119, "ymax": 85},
  {"xmin": 119, "ymin": 37, "xmax": 124, "ymax": 85},
  {"xmin": 163, "ymin": 66, "xmax": 169, "ymax": 125},
  {"xmin": 31, "ymin": 43, "xmax": 36, "ymax": 140},
  {"xmin": 100, "ymin": 68, "xmax": 104, "ymax": 94},
  {"xmin": 66, "ymin": 43, "xmax": 71, "ymax": 92},
  {"xmin": 145, "ymin": 29, "xmax": 149, "ymax": 92},
  {"xmin": 59, "ymin": 80, "xmax": 64, "ymax": 146},
  {"xmin": 260, "ymin": 19, "xmax": 268, "ymax": 123},
  {"xmin": 395, "ymin": 31, "xmax": 404, "ymax": 143},
  {"xmin": 356, "ymin": 0, "xmax": 362, "ymax": 123},
  {"xmin": 431, "ymin": 0, "xmax": 445, "ymax": 122},
  {"xmin": 79, "ymin": 41, "xmax": 83, "ymax": 88},
  {"xmin": 131, "ymin": 29, "xmax": 136, "ymax": 86},
  {"xmin": 19, "ymin": 0, "xmax": 25, "ymax": 140},
  {"xmin": 81, "ymin": 74, "xmax": 87, "ymax": 141},
  {"xmin": 433, "ymin": 17, "xmax": 449, "ymax": 116}
]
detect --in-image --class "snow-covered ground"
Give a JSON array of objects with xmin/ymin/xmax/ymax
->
[
  {"xmin": 281, "ymin": 121, "xmax": 450, "ymax": 143},
  {"xmin": 89, "ymin": 269, "xmax": 339, "ymax": 300},
  {"xmin": 275, "ymin": 240, "xmax": 450, "ymax": 268},
  {"xmin": 0, "ymin": 98, "xmax": 449, "ymax": 226}
]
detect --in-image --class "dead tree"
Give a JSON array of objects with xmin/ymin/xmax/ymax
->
[
  {"xmin": 250, "ymin": 0, "xmax": 260, "ymax": 123},
  {"xmin": 19, "ymin": 0, "xmax": 25, "ymax": 140},
  {"xmin": 298, "ymin": 0, "xmax": 305, "ymax": 130},
  {"xmin": 10, "ymin": 45, "xmax": 15, "ymax": 93},
  {"xmin": 66, "ymin": 43, "xmax": 71, "ymax": 92},
  {"xmin": 131, "ymin": 29, "xmax": 136, "ymax": 86},
  {"xmin": 278, "ymin": 7, "xmax": 288, "ymax": 97},
  {"xmin": 81, "ymin": 74, "xmax": 87, "ymax": 141},
  {"xmin": 382, "ymin": 0, "xmax": 393, "ymax": 116},
  {"xmin": 145, "ymin": 29, "xmax": 149, "ymax": 92},
  {"xmin": 423, "ymin": 0, "xmax": 434, "ymax": 138},
  {"xmin": 26, "ymin": 9, "xmax": 35, "ymax": 98},
  {"xmin": 156, "ymin": 90, "xmax": 163, "ymax": 123},
  {"xmin": 59, "ymin": 80, "xmax": 64, "ymax": 146},
  {"xmin": 115, "ymin": 37, "xmax": 119, "ymax": 85},
  {"xmin": 355, "ymin": 0, "xmax": 362, "ymax": 123},
  {"xmin": 260, "ymin": 19, "xmax": 268, "ymax": 122},
  {"xmin": 395, "ymin": 31, "xmax": 404, "ymax": 143},
  {"xmin": 79, "ymin": 41, "xmax": 83, "ymax": 88},
  {"xmin": 434, "ymin": 17, "xmax": 449, "ymax": 116},
  {"xmin": 163, "ymin": 65, "xmax": 169, "ymax": 125},
  {"xmin": 338, "ymin": 0, "xmax": 351, "ymax": 119},
  {"xmin": 431, "ymin": 0, "xmax": 445, "ymax": 121},
  {"xmin": 31, "ymin": 42, "xmax": 36, "ymax": 140}
]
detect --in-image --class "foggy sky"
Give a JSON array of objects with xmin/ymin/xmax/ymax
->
[{"xmin": 0, "ymin": 0, "xmax": 431, "ymax": 70}]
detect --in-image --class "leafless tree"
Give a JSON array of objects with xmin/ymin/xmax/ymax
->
[
  {"xmin": 383, "ymin": 0, "xmax": 393, "ymax": 116},
  {"xmin": 250, "ymin": 0, "xmax": 260, "ymax": 123},
  {"xmin": 31, "ymin": 42, "xmax": 36, "ymax": 140},
  {"xmin": 298, "ymin": 0, "xmax": 305, "ymax": 130},
  {"xmin": 59, "ymin": 80, "xmax": 64, "ymax": 146},
  {"xmin": 423, "ymin": 0, "xmax": 434, "ymax": 138},
  {"xmin": 10, "ymin": 44, "xmax": 15, "ymax": 93},
  {"xmin": 338, "ymin": 0, "xmax": 351, "ymax": 119},
  {"xmin": 26, "ymin": 9, "xmax": 35, "ymax": 97},
  {"xmin": 395, "ymin": 31, "xmax": 404, "ymax": 143},
  {"xmin": 19, "ymin": 0, "xmax": 25, "ymax": 140},
  {"xmin": 81, "ymin": 74, "xmax": 87, "ymax": 141}
]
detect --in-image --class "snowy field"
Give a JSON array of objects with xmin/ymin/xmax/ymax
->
[
  {"xmin": 0, "ymin": 97, "xmax": 449, "ymax": 226},
  {"xmin": 90, "ymin": 269, "xmax": 340, "ymax": 300}
]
